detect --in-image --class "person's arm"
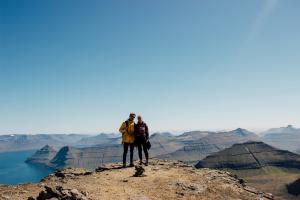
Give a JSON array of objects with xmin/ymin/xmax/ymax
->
[
  {"xmin": 119, "ymin": 122, "xmax": 127, "ymax": 135},
  {"xmin": 145, "ymin": 123, "xmax": 149, "ymax": 140}
]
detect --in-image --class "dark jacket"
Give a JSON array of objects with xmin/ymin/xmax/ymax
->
[{"xmin": 134, "ymin": 122, "xmax": 149, "ymax": 140}]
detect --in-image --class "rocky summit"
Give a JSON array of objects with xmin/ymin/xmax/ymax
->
[{"xmin": 0, "ymin": 159, "xmax": 273, "ymax": 200}]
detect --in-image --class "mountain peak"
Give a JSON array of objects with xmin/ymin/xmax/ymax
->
[
  {"xmin": 230, "ymin": 128, "xmax": 253, "ymax": 137},
  {"xmin": 26, "ymin": 145, "xmax": 58, "ymax": 166},
  {"xmin": 234, "ymin": 128, "xmax": 247, "ymax": 132},
  {"xmin": 41, "ymin": 144, "xmax": 56, "ymax": 151}
]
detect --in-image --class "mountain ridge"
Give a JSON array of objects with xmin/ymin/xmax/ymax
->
[
  {"xmin": 195, "ymin": 141, "xmax": 300, "ymax": 170},
  {"xmin": 27, "ymin": 128, "xmax": 260, "ymax": 169},
  {"xmin": 158, "ymin": 128, "xmax": 259, "ymax": 164}
]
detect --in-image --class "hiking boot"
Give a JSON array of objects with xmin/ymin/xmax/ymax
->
[
  {"xmin": 123, "ymin": 163, "xmax": 126, "ymax": 168},
  {"xmin": 129, "ymin": 163, "xmax": 134, "ymax": 167},
  {"xmin": 139, "ymin": 160, "xmax": 143, "ymax": 165},
  {"xmin": 145, "ymin": 160, "xmax": 148, "ymax": 166}
]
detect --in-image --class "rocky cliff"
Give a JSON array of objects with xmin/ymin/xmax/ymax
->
[
  {"xmin": 0, "ymin": 159, "xmax": 273, "ymax": 200},
  {"xmin": 49, "ymin": 145, "xmax": 124, "ymax": 169},
  {"xmin": 26, "ymin": 145, "xmax": 57, "ymax": 166},
  {"xmin": 287, "ymin": 178, "xmax": 300, "ymax": 196}
]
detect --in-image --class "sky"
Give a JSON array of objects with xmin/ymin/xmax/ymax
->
[{"xmin": 0, "ymin": 0, "xmax": 300, "ymax": 134}]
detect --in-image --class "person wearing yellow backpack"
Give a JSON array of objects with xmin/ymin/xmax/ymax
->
[{"xmin": 119, "ymin": 113, "xmax": 136, "ymax": 167}]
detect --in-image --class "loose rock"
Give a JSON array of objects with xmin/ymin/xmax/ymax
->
[
  {"xmin": 134, "ymin": 165, "xmax": 145, "ymax": 177},
  {"xmin": 28, "ymin": 186, "xmax": 88, "ymax": 200}
]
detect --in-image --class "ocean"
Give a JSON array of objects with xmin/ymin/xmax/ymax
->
[{"xmin": 0, "ymin": 150, "xmax": 54, "ymax": 185}]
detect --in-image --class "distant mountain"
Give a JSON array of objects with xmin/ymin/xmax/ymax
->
[
  {"xmin": 261, "ymin": 125, "xmax": 300, "ymax": 152},
  {"xmin": 23, "ymin": 128, "xmax": 261, "ymax": 169},
  {"xmin": 159, "ymin": 128, "xmax": 259, "ymax": 163},
  {"xmin": 26, "ymin": 145, "xmax": 57, "ymax": 166},
  {"xmin": 175, "ymin": 131, "xmax": 211, "ymax": 143},
  {"xmin": 195, "ymin": 141, "xmax": 300, "ymax": 170},
  {"xmin": 49, "ymin": 145, "xmax": 125, "ymax": 169},
  {"xmin": 76, "ymin": 133, "xmax": 122, "ymax": 147},
  {"xmin": 262, "ymin": 125, "xmax": 299, "ymax": 135},
  {"xmin": 149, "ymin": 133, "xmax": 184, "ymax": 156},
  {"xmin": 0, "ymin": 134, "xmax": 90, "ymax": 152},
  {"xmin": 27, "ymin": 133, "xmax": 184, "ymax": 169},
  {"xmin": 152, "ymin": 132, "xmax": 173, "ymax": 137}
]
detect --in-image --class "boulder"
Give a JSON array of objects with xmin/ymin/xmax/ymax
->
[{"xmin": 28, "ymin": 186, "xmax": 88, "ymax": 200}]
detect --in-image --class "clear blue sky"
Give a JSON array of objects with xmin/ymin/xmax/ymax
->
[{"xmin": 1, "ymin": 0, "xmax": 300, "ymax": 134}]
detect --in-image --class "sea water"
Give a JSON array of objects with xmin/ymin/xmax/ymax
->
[{"xmin": 0, "ymin": 150, "xmax": 54, "ymax": 185}]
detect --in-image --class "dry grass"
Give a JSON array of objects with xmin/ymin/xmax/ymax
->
[{"xmin": 227, "ymin": 167, "xmax": 300, "ymax": 200}]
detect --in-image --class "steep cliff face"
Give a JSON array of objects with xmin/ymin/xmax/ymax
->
[
  {"xmin": 0, "ymin": 159, "xmax": 274, "ymax": 200},
  {"xmin": 49, "ymin": 145, "xmax": 123, "ymax": 169},
  {"xmin": 195, "ymin": 141, "xmax": 300, "ymax": 169},
  {"xmin": 50, "ymin": 146, "xmax": 79, "ymax": 168},
  {"xmin": 26, "ymin": 145, "xmax": 57, "ymax": 166}
]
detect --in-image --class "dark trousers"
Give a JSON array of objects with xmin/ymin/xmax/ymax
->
[
  {"xmin": 123, "ymin": 142, "xmax": 134, "ymax": 164},
  {"xmin": 136, "ymin": 137, "xmax": 149, "ymax": 161}
]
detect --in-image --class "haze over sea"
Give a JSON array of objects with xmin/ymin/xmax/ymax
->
[{"xmin": 0, "ymin": 150, "xmax": 54, "ymax": 185}]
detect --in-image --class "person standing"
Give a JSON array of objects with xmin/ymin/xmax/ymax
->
[
  {"xmin": 119, "ymin": 113, "xmax": 136, "ymax": 167},
  {"xmin": 135, "ymin": 116, "xmax": 149, "ymax": 166}
]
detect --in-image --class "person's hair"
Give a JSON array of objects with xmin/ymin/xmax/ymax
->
[
  {"xmin": 129, "ymin": 113, "xmax": 136, "ymax": 117},
  {"xmin": 137, "ymin": 115, "xmax": 142, "ymax": 119}
]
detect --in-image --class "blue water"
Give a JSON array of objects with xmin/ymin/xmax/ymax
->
[{"xmin": 0, "ymin": 150, "xmax": 55, "ymax": 185}]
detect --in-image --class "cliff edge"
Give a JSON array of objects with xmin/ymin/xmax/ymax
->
[{"xmin": 0, "ymin": 159, "xmax": 273, "ymax": 200}]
